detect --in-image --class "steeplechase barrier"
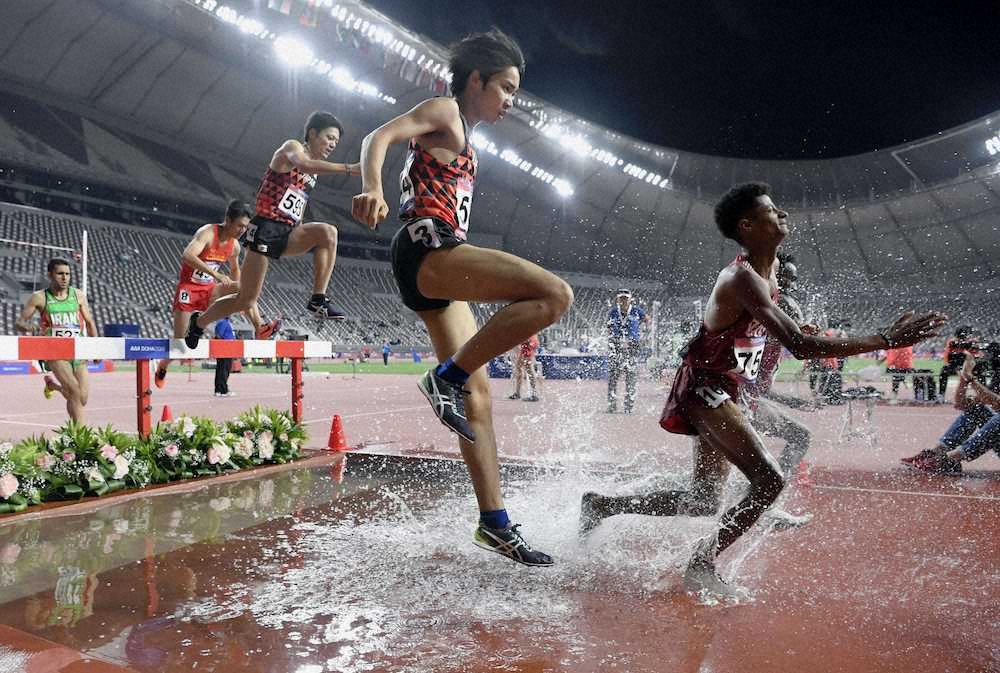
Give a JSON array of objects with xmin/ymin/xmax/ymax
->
[{"xmin": 0, "ymin": 336, "xmax": 331, "ymax": 436}]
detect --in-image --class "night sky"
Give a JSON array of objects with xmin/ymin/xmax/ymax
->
[{"xmin": 364, "ymin": 0, "xmax": 1000, "ymax": 159}]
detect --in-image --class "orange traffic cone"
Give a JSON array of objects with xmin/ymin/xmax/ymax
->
[
  {"xmin": 794, "ymin": 460, "xmax": 813, "ymax": 488},
  {"xmin": 160, "ymin": 405, "xmax": 173, "ymax": 423},
  {"xmin": 327, "ymin": 414, "xmax": 348, "ymax": 452}
]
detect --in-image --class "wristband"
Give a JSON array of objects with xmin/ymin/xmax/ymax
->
[{"xmin": 877, "ymin": 331, "xmax": 893, "ymax": 349}]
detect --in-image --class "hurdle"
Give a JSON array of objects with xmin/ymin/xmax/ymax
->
[{"xmin": 0, "ymin": 336, "xmax": 332, "ymax": 436}]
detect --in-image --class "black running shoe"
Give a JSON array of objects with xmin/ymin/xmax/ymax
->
[
  {"xmin": 184, "ymin": 312, "xmax": 204, "ymax": 349},
  {"xmin": 417, "ymin": 369, "xmax": 475, "ymax": 442},
  {"xmin": 579, "ymin": 492, "xmax": 604, "ymax": 536},
  {"xmin": 307, "ymin": 296, "xmax": 346, "ymax": 320},
  {"xmin": 473, "ymin": 523, "xmax": 554, "ymax": 566}
]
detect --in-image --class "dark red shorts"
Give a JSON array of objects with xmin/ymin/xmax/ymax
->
[
  {"xmin": 172, "ymin": 282, "xmax": 213, "ymax": 313},
  {"xmin": 659, "ymin": 363, "xmax": 741, "ymax": 435}
]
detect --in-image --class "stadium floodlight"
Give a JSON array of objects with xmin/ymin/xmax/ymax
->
[
  {"xmin": 330, "ymin": 66, "xmax": 355, "ymax": 90},
  {"xmin": 986, "ymin": 136, "xmax": 1000, "ymax": 156},
  {"xmin": 274, "ymin": 35, "xmax": 314, "ymax": 67},
  {"xmin": 553, "ymin": 179, "xmax": 574, "ymax": 197}
]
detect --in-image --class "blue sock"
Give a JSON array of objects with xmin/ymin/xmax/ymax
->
[
  {"xmin": 435, "ymin": 358, "xmax": 470, "ymax": 386},
  {"xmin": 480, "ymin": 509, "xmax": 510, "ymax": 530}
]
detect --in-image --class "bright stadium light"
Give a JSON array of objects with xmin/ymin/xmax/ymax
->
[
  {"xmin": 330, "ymin": 66, "xmax": 355, "ymax": 90},
  {"xmin": 273, "ymin": 35, "xmax": 314, "ymax": 67},
  {"xmin": 986, "ymin": 135, "xmax": 1000, "ymax": 156},
  {"xmin": 553, "ymin": 179, "xmax": 574, "ymax": 197}
]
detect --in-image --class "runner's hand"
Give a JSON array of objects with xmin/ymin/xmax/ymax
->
[
  {"xmin": 215, "ymin": 273, "xmax": 232, "ymax": 285},
  {"xmin": 879, "ymin": 311, "xmax": 947, "ymax": 348},
  {"xmin": 800, "ymin": 323, "xmax": 821, "ymax": 335},
  {"xmin": 352, "ymin": 191, "xmax": 389, "ymax": 230}
]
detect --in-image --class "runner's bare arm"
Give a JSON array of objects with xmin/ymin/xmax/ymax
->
[
  {"xmin": 277, "ymin": 140, "xmax": 361, "ymax": 176},
  {"xmin": 228, "ymin": 242, "xmax": 241, "ymax": 284},
  {"xmin": 182, "ymin": 229, "xmax": 229, "ymax": 284},
  {"xmin": 735, "ymin": 268, "xmax": 946, "ymax": 359},
  {"xmin": 77, "ymin": 291, "xmax": 98, "ymax": 337},
  {"xmin": 353, "ymin": 98, "xmax": 460, "ymax": 228},
  {"xmin": 14, "ymin": 292, "xmax": 43, "ymax": 334}
]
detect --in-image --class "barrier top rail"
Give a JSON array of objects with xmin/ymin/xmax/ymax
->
[{"xmin": 0, "ymin": 337, "xmax": 333, "ymax": 436}]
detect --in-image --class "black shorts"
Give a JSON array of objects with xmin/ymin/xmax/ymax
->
[
  {"xmin": 243, "ymin": 215, "xmax": 293, "ymax": 259},
  {"xmin": 390, "ymin": 218, "xmax": 465, "ymax": 312}
]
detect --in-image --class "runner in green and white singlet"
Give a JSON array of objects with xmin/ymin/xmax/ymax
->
[{"xmin": 16, "ymin": 258, "xmax": 98, "ymax": 423}]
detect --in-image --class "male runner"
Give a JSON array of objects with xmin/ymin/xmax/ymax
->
[
  {"xmin": 580, "ymin": 183, "xmax": 944, "ymax": 599},
  {"xmin": 507, "ymin": 334, "xmax": 540, "ymax": 402},
  {"xmin": 185, "ymin": 111, "xmax": 360, "ymax": 348},
  {"xmin": 156, "ymin": 199, "xmax": 279, "ymax": 388},
  {"xmin": 15, "ymin": 258, "xmax": 98, "ymax": 423},
  {"xmin": 352, "ymin": 29, "xmax": 573, "ymax": 566}
]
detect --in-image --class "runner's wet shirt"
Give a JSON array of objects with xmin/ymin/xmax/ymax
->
[
  {"xmin": 178, "ymin": 224, "xmax": 236, "ymax": 286},
  {"xmin": 255, "ymin": 166, "xmax": 317, "ymax": 227},
  {"xmin": 40, "ymin": 288, "xmax": 84, "ymax": 337}
]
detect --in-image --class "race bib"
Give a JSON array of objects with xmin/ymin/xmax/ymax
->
[
  {"xmin": 406, "ymin": 220, "xmax": 443, "ymax": 249},
  {"xmin": 694, "ymin": 385, "xmax": 730, "ymax": 408},
  {"xmin": 730, "ymin": 337, "xmax": 766, "ymax": 381},
  {"xmin": 455, "ymin": 178, "xmax": 473, "ymax": 232},
  {"xmin": 179, "ymin": 289, "xmax": 191, "ymax": 305},
  {"xmin": 192, "ymin": 262, "xmax": 219, "ymax": 285},
  {"xmin": 277, "ymin": 186, "xmax": 308, "ymax": 223},
  {"xmin": 52, "ymin": 327, "xmax": 80, "ymax": 338}
]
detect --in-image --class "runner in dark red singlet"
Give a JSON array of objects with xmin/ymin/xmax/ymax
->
[
  {"xmin": 580, "ymin": 182, "xmax": 946, "ymax": 601},
  {"xmin": 352, "ymin": 29, "xmax": 573, "ymax": 567},
  {"xmin": 184, "ymin": 112, "xmax": 361, "ymax": 348}
]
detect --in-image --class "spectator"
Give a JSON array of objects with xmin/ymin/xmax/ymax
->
[
  {"xmin": 382, "ymin": 341, "xmax": 391, "ymax": 366},
  {"xmin": 902, "ymin": 356, "xmax": 1000, "ymax": 474},
  {"xmin": 214, "ymin": 318, "xmax": 235, "ymax": 397},
  {"xmin": 507, "ymin": 334, "xmax": 540, "ymax": 402},
  {"xmin": 939, "ymin": 326, "xmax": 979, "ymax": 399}
]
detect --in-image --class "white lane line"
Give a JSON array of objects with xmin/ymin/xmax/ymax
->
[
  {"xmin": 813, "ymin": 483, "xmax": 1000, "ymax": 501},
  {"xmin": 301, "ymin": 405, "xmax": 428, "ymax": 425},
  {"xmin": 0, "ymin": 419, "xmax": 60, "ymax": 429}
]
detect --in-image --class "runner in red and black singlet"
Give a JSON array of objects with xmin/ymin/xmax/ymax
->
[
  {"xmin": 352, "ymin": 29, "xmax": 573, "ymax": 567},
  {"xmin": 580, "ymin": 182, "xmax": 946, "ymax": 603},
  {"xmin": 156, "ymin": 200, "xmax": 279, "ymax": 389},
  {"xmin": 184, "ymin": 111, "xmax": 361, "ymax": 349}
]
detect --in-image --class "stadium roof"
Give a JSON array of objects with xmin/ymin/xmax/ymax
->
[{"xmin": 0, "ymin": 0, "xmax": 997, "ymax": 291}]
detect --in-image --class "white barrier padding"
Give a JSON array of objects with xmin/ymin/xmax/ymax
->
[
  {"xmin": 0, "ymin": 336, "xmax": 19, "ymax": 360},
  {"xmin": 243, "ymin": 340, "xmax": 278, "ymax": 358},
  {"xmin": 304, "ymin": 341, "xmax": 333, "ymax": 358},
  {"xmin": 74, "ymin": 337, "xmax": 127, "ymax": 360},
  {"xmin": 169, "ymin": 339, "xmax": 208, "ymax": 360}
]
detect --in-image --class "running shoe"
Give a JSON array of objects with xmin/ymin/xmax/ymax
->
[
  {"xmin": 154, "ymin": 365, "xmax": 168, "ymax": 389},
  {"xmin": 900, "ymin": 449, "xmax": 935, "ymax": 466},
  {"xmin": 910, "ymin": 453, "xmax": 962, "ymax": 475},
  {"xmin": 762, "ymin": 507, "xmax": 813, "ymax": 529},
  {"xmin": 417, "ymin": 369, "xmax": 475, "ymax": 442},
  {"xmin": 473, "ymin": 523, "xmax": 554, "ymax": 566},
  {"xmin": 506, "ymin": 392, "xmax": 521, "ymax": 400},
  {"xmin": 43, "ymin": 374, "xmax": 58, "ymax": 400},
  {"xmin": 184, "ymin": 312, "xmax": 204, "ymax": 349},
  {"xmin": 306, "ymin": 296, "xmax": 346, "ymax": 320},
  {"xmin": 525, "ymin": 395, "xmax": 540, "ymax": 402},
  {"xmin": 682, "ymin": 534, "xmax": 747, "ymax": 603},
  {"xmin": 255, "ymin": 315, "xmax": 283, "ymax": 340}
]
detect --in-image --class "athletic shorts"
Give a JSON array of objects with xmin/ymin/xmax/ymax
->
[
  {"xmin": 390, "ymin": 218, "xmax": 465, "ymax": 312},
  {"xmin": 172, "ymin": 282, "xmax": 214, "ymax": 313},
  {"xmin": 659, "ymin": 363, "xmax": 743, "ymax": 435},
  {"xmin": 243, "ymin": 215, "xmax": 293, "ymax": 259}
]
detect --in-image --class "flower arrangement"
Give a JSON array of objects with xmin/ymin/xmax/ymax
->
[{"xmin": 0, "ymin": 407, "xmax": 307, "ymax": 514}]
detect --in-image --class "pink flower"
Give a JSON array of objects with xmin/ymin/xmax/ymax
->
[
  {"xmin": 164, "ymin": 444, "xmax": 180, "ymax": 459},
  {"xmin": 61, "ymin": 451, "xmax": 75, "ymax": 463},
  {"xmin": 243, "ymin": 431, "xmax": 253, "ymax": 440},
  {"xmin": 112, "ymin": 455, "xmax": 129, "ymax": 480},
  {"xmin": 100, "ymin": 444, "xmax": 118, "ymax": 460},
  {"xmin": 0, "ymin": 473, "xmax": 18, "ymax": 499},
  {"xmin": 0, "ymin": 472, "xmax": 18, "ymax": 500},
  {"xmin": 207, "ymin": 441, "xmax": 231, "ymax": 465},
  {"xmin": 35, "ymin": 453, "xmax": 55, "ymax": 470}
]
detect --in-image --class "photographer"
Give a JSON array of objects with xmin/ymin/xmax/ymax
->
[
  {"xmin": 903, "ymin": 354, "xmax": 1000, "ymax": 474},
  {"xmin": 606, "ymin": 289, "xmax": 649, "ymax": 414},
  {"xmin": 939, "ymin": 326, "xmax": 980, "ymax": 398}
]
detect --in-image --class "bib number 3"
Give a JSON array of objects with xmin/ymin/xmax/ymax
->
[{"xmin": 406, "ymin": 220, "xmax": 443, "ymax": 249}]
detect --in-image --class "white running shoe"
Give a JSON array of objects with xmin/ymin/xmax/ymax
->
[
  {"xmin": 682, "ymin": 535, "xmax": 748, "ymax": 604},
  {"xmin": 762, "ymin": 507, "xmax": 813, "ymax": 529}
]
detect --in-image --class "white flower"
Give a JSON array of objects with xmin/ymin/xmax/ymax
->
[
  {"xmin": 258, "ymin": 436, "xmax": 274, "ymax": 460},
  {"xmin": 85, "ymin": 467, "xmax": 105, "ymax": 484},
  {"xmin": 0, "ymin": 442, "xmax": 12, "ymax": 457},
  {"xmin": 112, "ymin": 455, "xmax": 130, "ymax": 480},
  {"xmin": 207, "ymin": 441, "xmax": 231, "ymax": 465},
  {"xmin": 234, "ymin": 437, "xmax": 254, "ymax": 459},
  {"xmin": 178, "ymin": 417, "xmax": 196, "ymax": 437}
]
